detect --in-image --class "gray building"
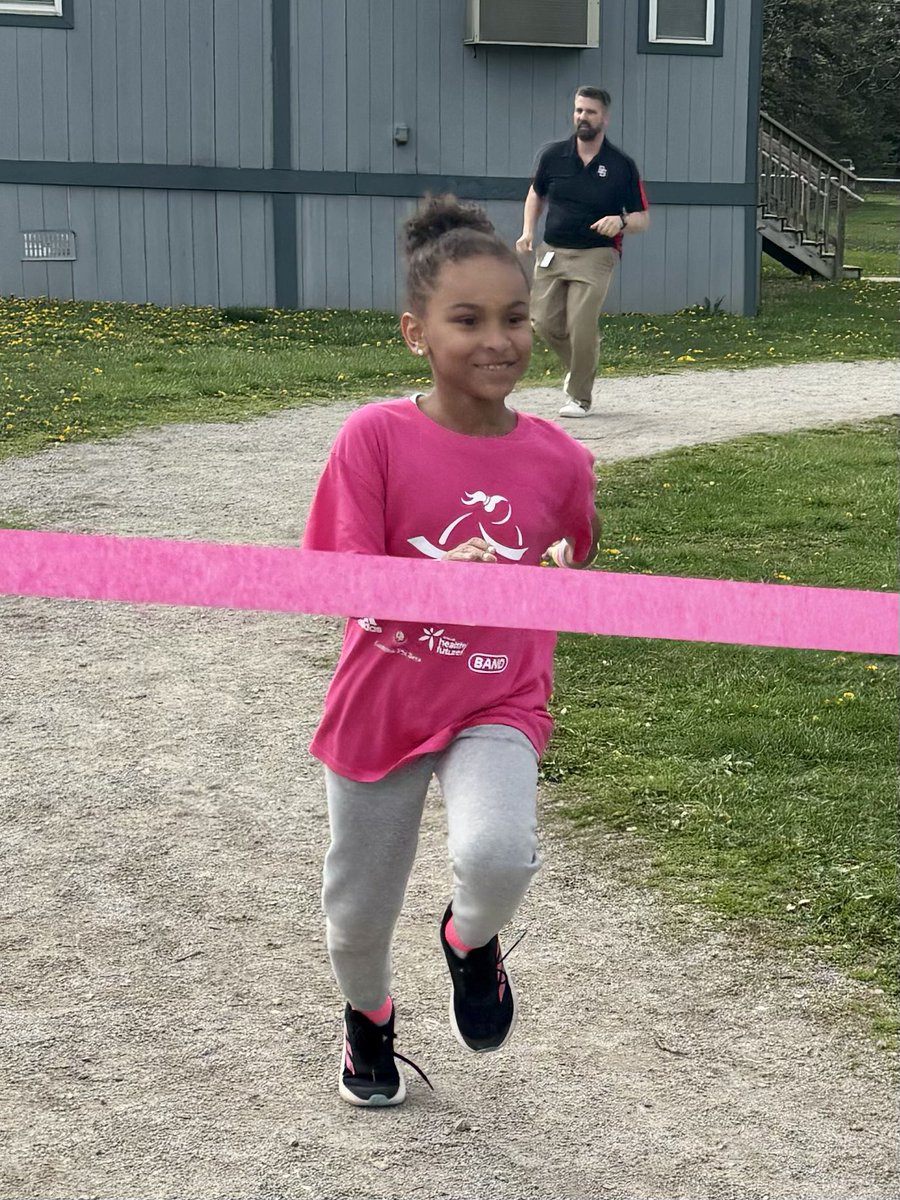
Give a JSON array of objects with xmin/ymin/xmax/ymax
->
[{"xmin": 0, "ymin": 0, "xmax": 763, "ymax": 314}]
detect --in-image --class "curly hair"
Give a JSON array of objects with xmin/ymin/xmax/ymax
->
[{"xmin": 403, "ymin": 194, "xmax": 528, "ymax": 312}]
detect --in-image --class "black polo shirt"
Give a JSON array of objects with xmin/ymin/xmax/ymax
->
[{"xmin": 532, "ymin": 136, "xmax": 647, "ymax": 251}]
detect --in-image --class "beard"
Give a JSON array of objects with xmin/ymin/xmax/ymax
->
[{"xmin": 575, "ymin": 121, "xmax": 601, "ymax": 140}]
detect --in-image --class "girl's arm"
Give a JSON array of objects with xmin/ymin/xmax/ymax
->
[{"xmin": 545, "ymin": 509, "xmax": 602, "ymax": 570}]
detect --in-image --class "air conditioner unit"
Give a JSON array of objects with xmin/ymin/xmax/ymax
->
[{"xmin": 464, "ymin": 0, "xmax": 600, "ymax": 48}]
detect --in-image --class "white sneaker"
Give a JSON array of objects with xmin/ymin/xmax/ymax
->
[{"xmin": 558, "ymin": 397, "xmax": 590, "ymax": 418}]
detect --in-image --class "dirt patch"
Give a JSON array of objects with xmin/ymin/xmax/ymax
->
[{"xmin": 1, "ymin": 361, "xmax": 897, "ymax": 1199}]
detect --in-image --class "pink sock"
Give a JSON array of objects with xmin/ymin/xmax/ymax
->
[
  {"xmin": 445, "ymin": 915, "xmax": 474, "ymax": 958},
  {"xmin": 356, "ymin": 996, "xmax": 393, "ymax": 1026}
]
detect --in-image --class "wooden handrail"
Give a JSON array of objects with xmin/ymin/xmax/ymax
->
[
  {"xmin": 758, "ymin": 112, "xmax": 863, "ymax": 280},
  {"xmin": 760, "ymin": 112, "xmax": 860, "ymax": 182}
]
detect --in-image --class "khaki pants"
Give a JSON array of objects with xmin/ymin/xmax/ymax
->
[{"xmin": 530, "ymin": 244, "xmax": 618, "ymax": 407}]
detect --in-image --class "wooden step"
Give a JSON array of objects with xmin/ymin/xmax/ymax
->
[
  {"xmin": 821, "ymin": 253, "xmax": 864, "ymax": 280},
  {"xmin": 761, "ymin": 223, "xmax": 832, "ymax": 278}
]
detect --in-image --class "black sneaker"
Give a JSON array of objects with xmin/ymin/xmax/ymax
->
[
  {"xmin": 339, "ymin": 1003, "xmax": 432, "ymax": 1107},
  {"xmin": 439, "ymin": 905, "xmax": 520, "ymax": 1052}
]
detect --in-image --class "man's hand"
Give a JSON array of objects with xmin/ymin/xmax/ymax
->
[
  {"xmin": 444, "ymin": 537, "xmax": 498, "ymax": 563},
  {"xmin": 515, "ymin": 233, "xmax": 534, "ymax": 254},
  {"xmin": 590, "ymin": 214, "xmax": 626, "ymax": 237}
]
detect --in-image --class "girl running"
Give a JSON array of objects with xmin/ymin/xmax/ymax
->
[{"xmin": 303, "ymin": 195, "xmax": 601, "ymax": 1106}]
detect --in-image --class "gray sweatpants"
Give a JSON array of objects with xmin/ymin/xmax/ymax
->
[{"xmin": 322, "ymin": 724, "xmax": 541, "ymax": 1011}]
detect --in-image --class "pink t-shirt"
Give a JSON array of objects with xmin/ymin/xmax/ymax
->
[{"xmin": 303, "ymin": 397, "xmax": 597, "ymax": 781}]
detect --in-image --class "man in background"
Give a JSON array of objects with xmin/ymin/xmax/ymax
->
[{"xmin": 517, "ymin": 87, "xmax": 649, "ymax": 418}]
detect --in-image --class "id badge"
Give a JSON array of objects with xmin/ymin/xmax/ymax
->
[{"xmin": 539, "ymin": 250, "xmax": 555, "ymax": 268}]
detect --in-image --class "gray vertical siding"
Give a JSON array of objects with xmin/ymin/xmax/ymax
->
[
  {"xmin": 16, "ymin": 32, "xmax": 43, "ymax": 158},
  {"xmin": 0, "ymin": 186, "xmax": 22, "ymax": 296},
  {"xmin": 140, "ymin": 3, "xmax": 167, "ymax": 165},
  {"xmin": 119, "ymin": 188, "xmax": 148, "ymax": 302},
  {"xmin": 142, "ymin": 190, "xmax": 170, "ymax": 305},
  {"xmin": 0, "ymin": 185, "xmax": 745, "ymax": 313},
  {"xmin": 414, "ymin": 2, "xmax": 441, "ymax": 174},
  {"xmin": 295, "ymin": 1, "xmax": 325, "ymax": 171},
  {"xmin": 41, "ymin": 28, "xmax": 69, "ymax": 161},
  {"xmin": 0, "ymin": 183, "xmax": 276, "ymax": 307},
  {"xmin": 0, "ymin": 0, "xmax": 274, "ymax": 306},
  {"xmin": 91, "ymin": 0, "xmax": 117, "ymax": 161},
  {"xmin": 2, "ymin": 0, "xmax": 272, "ymax": 168},
  {"xmin": 710, "ymin": 1, "xmax": 740, "ymax": 181},
  {"xmin": 319, "ymin": 3, "xmax": 348, "ymax": 172},
  {"xmin": 0, "ymin": 0, "xmax": 758, "ymax": 313},
  {"xmin": 284, "ymin": 0, "xmax": 607, "ymax": 180},
  {"xmin": 299, "ymin": 195, "xmax": 327, "ymax": 306},
  {"xmin": 18, "ymin": 186, "xmax": 47, "ymax": 298},
  {"xmin": 370, "ymin": 196, "xmax": 405, "ymax": 309},
  {"xmin": 115, "ymin": 3, "xmax": 142, "ymax": 162},
  {"xmin": 346, "ymin": 3, "xmax": 371, "ymax": 173},
  {"xmin": 94, "ymin": 189, "xmax": 123, "ymax": 299},
  {"xmin": 391, "ymin": 1, "xmax": 417, "ymax": 175},
  {"xmin": 0, "ymin": 35, "xmax": 18, "ymax": 159},
  {"xmin": 189, "ymin": 0, "xmax": 216, "ymax": 167},
  {"xmin": 164, "ymin": 3, "xmax": 191, "ymax": 163}
]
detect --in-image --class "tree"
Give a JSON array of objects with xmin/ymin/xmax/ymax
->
[{"xmin": 762, "ymin": 0, "xmax": 900, "ymax": 174}]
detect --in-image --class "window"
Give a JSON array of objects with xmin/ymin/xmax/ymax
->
[
  {"xmin": 0, "ymin": 0, "xmax": 73, "ymax": 27},
  {"xmin": 651, "ymin": 0, "xmax": 713, "ymax": 43},
  {"xmin": 638, "ymin": 0, "xmax": 723, "ymax": 56}
]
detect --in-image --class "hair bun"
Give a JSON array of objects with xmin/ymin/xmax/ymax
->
[{"xmin": 404, "ymin": 194, "xmax": 496, "ymax": 256}]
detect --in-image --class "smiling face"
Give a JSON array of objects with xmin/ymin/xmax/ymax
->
[
  {"xmin": 402, "ymin": 254, "xmax": 532, "ymax": 407},
  {"xmin": 573, "ymin": 93, "xmax": 608, "ymax": 142}
]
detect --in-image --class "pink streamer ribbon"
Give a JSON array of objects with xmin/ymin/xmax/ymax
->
[{"xmin": 0, "ymin": 529, "xmax": 896, "ymax": 655}]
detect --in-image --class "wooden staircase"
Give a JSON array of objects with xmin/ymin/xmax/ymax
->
[{"xmin": 758, "ymin": 113, "xmax": 864, "ymax": 280}]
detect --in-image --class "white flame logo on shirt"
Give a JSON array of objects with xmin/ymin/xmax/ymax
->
[{"xmin": 408, "ymin": 491, "xmax": 527, "ymax": 561}]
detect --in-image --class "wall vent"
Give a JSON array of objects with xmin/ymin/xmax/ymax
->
[
  {"xmin": 465, "ymin": 0, "xmax": 600, "ymax": 47},
  {"xmin": 21, "ymin": 230, "xmax": 76, "ymax": 261}
]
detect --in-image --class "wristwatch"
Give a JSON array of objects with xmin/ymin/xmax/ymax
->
[{"xmin": 619, "ymin": 213, "xmax": 628, "ymax": 230}]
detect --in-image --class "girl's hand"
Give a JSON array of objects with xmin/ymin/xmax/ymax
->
[
  {"xmin": 444, "ymin": 537, "xmax": 498, "ymax": 563},
  {"xmin": 544, "ymin": 539, "xmax": 574, "ymax": 568},
  {"xmin": 545, "ymin": 514, "xmax": 603, "ymax": 569}
]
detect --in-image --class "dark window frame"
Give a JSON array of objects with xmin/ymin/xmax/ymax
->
[
  {"xmin": 0, "ymin": 0, "xmax": 73, "ymax": 28},
  {"xmin": 638, "ymin": 0, "xmax": 724, "ymax": 57}
]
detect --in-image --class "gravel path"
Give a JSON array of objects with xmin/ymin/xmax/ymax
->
[{"xmin": 1, "ymin": 360, "xmax": 897, "ymax": 1200}]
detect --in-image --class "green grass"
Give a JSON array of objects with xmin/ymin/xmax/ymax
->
[
  {"xmin": 845, "ymin": 191, "xmax": 899, "ymax": 277},
  {"xmin": 1, "ymin": 273, "xmax": 896, "ymax": 459},
  {"xmin": 543, "ymin": 419, "xmax": 899, "ymax": 1006}
]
